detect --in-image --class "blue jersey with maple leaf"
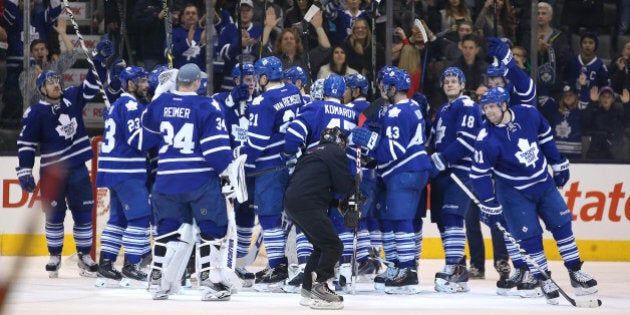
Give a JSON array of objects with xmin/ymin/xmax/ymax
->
[
  {"xmin": 17, "ymin": 70, "xmax": 99, "ymax": 171},
  {"xmin": 370, "ymin": 99, "xmax": 432, "ymax": 179},
  {"xmin": 96, "ymin": 93, "xmax": 148, "ymax": 188},
  {"xmin": 430, "ymin": 95, "xmax": 482, "ymax": 172},
  {"xmin": 243, "ymin": 83, "xmax": 303, "ymax": 171},
  {"xmin": 172, "ymin": 26, "xmax": 206, "ymax": 69},
  {"xmin": 140, "ymin": 91, "xmax": 232, "ymax": 194},
  {"xmin": 214, "ymin": 91, "xmax": 252, "ymax": 149},
  {"xmin": 470, "ymin": 105, "xmax": 566, "ymax": 201}
]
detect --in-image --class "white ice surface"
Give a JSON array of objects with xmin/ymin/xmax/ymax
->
[{"xmin": 1, "ymin": 256, "xmax": 628, "ymax": 315}]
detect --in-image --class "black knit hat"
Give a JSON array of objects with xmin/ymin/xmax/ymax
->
[{"xmin": 580, "ymin": 32, "xmax": 599, "ymax": 51}]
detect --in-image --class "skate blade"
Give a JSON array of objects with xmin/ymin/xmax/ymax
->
[
  {"xmin": 575, "ymin": 286, "xmax": 598, "ymax": 296},
  {"xmin": 282, "ymin": 285, "xmax": 301, "ymax": 294},
  {"xmin": 152, "ymin": 290, "xmax": 170, "ymax": 300},
  {"xmin": 119, "ymin": 277, "xmax": 148, "ymax": 289},
  {"xmin": 254, "ymin": 282, "xmax": 284, "ymax": 293},
  {"xmin": 48, "ymin": 271, "xmax": 59, "ymax": 278},
  {"xmin": 384, "ymin": 285, "xmax": 422, "ymax": 295},
  {"xmin": 309, "ymin": 299, "xmax": 344, "ymax": 310},
  {"xmin": 94, "ymin": 277, "xmax": 123, "ymax": 288},
  {"xmin": 374, "ymin": 282, "xmax": 385, "ymax": 291},
  {"xmin": 518, "ymin": 288, "xmax": 543, "ymax": 298},
  {"xmin": 241, "ymin": 279, "xmax": 254, "ymax": 288},
  {"xmin": 79, "ymin": 269, "xmax": 98, "ymax": 278},
  {"xmin": 545, "ymin": 296, "xmax": 560, "ymax": 305},
  {"xmin": 299, "ymin": 297, "xmax": 311, "ymax": 307},
  {"xmin": 201, "ymin": 289, "xmax": 231, "ymax": 301}
]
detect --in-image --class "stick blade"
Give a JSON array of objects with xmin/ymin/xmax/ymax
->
[{"xmin": 574, "ymin": 298, "xmax": 602, "ymax": 308}]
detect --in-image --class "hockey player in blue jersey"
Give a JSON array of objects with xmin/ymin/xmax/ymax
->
[
  {"xmin": 283, "ymin": 66, "xmax": 312, "ymax": 104},
  {"xmin": 16, "ymin": 68, "xmax": 100, "ymax": 278},
  {"xmin": 429, "ymin": 67, "xmax": 482, "ymax": 293},
  {"xmin": 485, "ymin": 37, "xmax": 537, "ymax": 106},
  {"xmin": 213, "ymin": 62, "xmax": 258, "ymax": 286},
  {"xmin": 351, "ymin": 68, "xmax": 433, "ymax": 294},
  {"xmin": 95, "ymin": 66, "xmax": 151, "ymax": 286},
  {"xmin": 238, "ymin": 56, "xmax": 303, "ymax": 291},
  {"xmin": 284, "ymin": 74, "xmax": 360, "ymax": 293},
  {"xmin": 141, "ymin": 63, "xmax": 241, "ymax": 301},
  {"xmin": 471, "ymin": 87, "xmax": 599, "ymax": 305}
]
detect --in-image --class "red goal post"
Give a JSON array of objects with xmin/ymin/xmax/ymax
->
[{"xmin": 89, "ymin": 136, "xmax": 110, "ymax": 258}]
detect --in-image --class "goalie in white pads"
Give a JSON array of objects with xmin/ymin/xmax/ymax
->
[{"xmin": 140, "ymin": 63, "xmax": 241, "ymax": 301}]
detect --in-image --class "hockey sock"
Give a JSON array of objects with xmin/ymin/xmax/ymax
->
[
  {"xmin": 101, "ymin": 224, "xmax": 124, "ymax": 261},
  {"xmin": 367, "ymin": 217, "xmax": 382, "ymax": 249},
  {"xmin": 339, "ymin": 231, "xmax": 354, "ymax": 261},
  {"xmin": 381, "ymin": 220, "xmax": 398, "ymax": 264},
  {"xmin": 550, "ymin": 222, "xmax": 581, "ymax": 270},
  {"xmin": 520, "ymin": 236, "xmax": 548, "ymax": 279},
  {"xmin": 45, "ymin": 222, "xmax": 64, "ymax": 254},
  {"xmin": 442, "ymin": 214, "xmax": 465, "ymax": 265},
  {"xmin": 296, "ymin": 231, "xmax": 313, "ymax": 264},
  {"xmin": 503, "ymin": 233, "xmax": 527, "ymax": 269},
  {"xmin": 236, "ymin": 226, "xmax": 253, "ymax": 258},
  {"xmin": 393, "ymin": 220, "xmax": 416, "ymax": 268},
  {"xmin": 356, "ymin": 226, "xmax": 371, "ymax": 263},
  {"xmin": 73, "ymin": 223, "xmax": 93, "ymax": 253},
  {"xmin": 259, "ymin": 215, "xmax": 285, "ymax": 268},
  {"xmin": 413, "ymin": 219, "xmax": 424, "ymax": 258},
  {"xmin": 123, "ymin": 217, "xmax": 150, "ymax": 264}
]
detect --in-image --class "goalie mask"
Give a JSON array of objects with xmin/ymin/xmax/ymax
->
[{"xmin": 320, "ymin": 127, "xmax": 348, "ymax": 150}]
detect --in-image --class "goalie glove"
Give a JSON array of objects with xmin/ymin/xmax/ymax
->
[{"xmin": 220, "ymin": 155, "xmax": 248, "ymax": 203}]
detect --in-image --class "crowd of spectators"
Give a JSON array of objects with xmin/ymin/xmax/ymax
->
[{"xmin": 0, "ymin": 0, "xmax": 629, "ymax": 161}]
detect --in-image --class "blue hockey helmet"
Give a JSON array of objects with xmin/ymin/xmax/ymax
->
[
  {"xmin": 323, "ymin": 74, "xmax": 346, "ymax": 98},
  {"xmin": 254, "ymin": 56, "xmax": 283, "ymax": 80},
  {"xmin": 377, "ymin": 66, "xmax": 397, "ymax": 84},
  {"xmin": 148, "ymin": 65, "xmax": 168, "ymax": 95},
  {"xmin": 232, "ymin": 62, "xmax": 255, "ymax": 80},
  {"xmin": 120, "ymin": 66, "xmax": 148, "ymax": 90},
  {"xmin": 486, "ymin": 62, "xmax": 507, "ymax": 78},
  {"xmin": 441, "ymin": 67, "xmax": 466, "ymax": 86},
  {"xmin": 310, "ymin": 79, "xmax": 325, "ymax": 100},
  {"xmin": 152, "ymin": 64, "xmax": 169, "ymax": 74},
  {"xmin": 480, "ymin": 86, "xmax": 510, "ymax": 107},
  {"xmin": 382, "ymin": 68, "xmax": 411, "ymax": 91},
  {"xmin": 36, "ymin": 70, "xmax": 62, "ymax": 92},
  {"xmin": 345, "ymin": 73, "xmax": 369, "ymax": 95},
  {"xmin": 283, "ymin": 66, "xmax": 308, "ymax": 85}
]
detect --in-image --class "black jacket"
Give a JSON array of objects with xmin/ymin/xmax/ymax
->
[{"xmin": 284, "ymin": 143, "xmax": 354, "ymax": 212}]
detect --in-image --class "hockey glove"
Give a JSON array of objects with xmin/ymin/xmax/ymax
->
[
  {"xmin": 487, "ymin": 37, "xmax": 515, "ymax": 69},
  {"xmin": 343, "ymin": 209, "xmax": 360, "ymax": 229},
  {"xmin": 350, "ymin": 127, "xmax": 380, "ymax": 150},
  {"xmin": 479, "ymin": 198, "xmax": 503, "ymax": 228},
  {"xmin": 109, "ymin": 58, "xmax": 126, "ymax": 91},
  {"xmin": 16, "ymin": 167, "xmax": 36, "ymax": 193},
  {"xmin": 430, "ymin": 152, "xmax": 447, "ymax": 172},
  {"xmin": 93, "ymin": 35, "xmax": 114, "ymax": 64},
  {"xmin": 280, "ymin": 150, "xmax": 298, "ymax": 174},
  {"xmin": 230, "ymin": 83, "xmax": 250, "ymax": 103},
  {"xmin": 551, "ymin": 159, "xmax": 570, "ymax": 188}
]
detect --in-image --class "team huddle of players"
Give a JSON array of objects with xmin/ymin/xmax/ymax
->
[{"xmin": 15, "ymin": 35, "xmax": 598, "ymax": 308}]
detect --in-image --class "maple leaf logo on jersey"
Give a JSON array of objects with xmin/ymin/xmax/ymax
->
[
  {"xmin": 231, "ymin": 116, "xmax": 250, "ymax": 144},
  {"xmin": 555, "ymin": 120, "xmax": 571, "ymax": 139},
  {"xmin": 476, "ymin": 128, "xmax": 488, "ymax": 141},
  {"xmin": 125, "ymin": 100, "xmax": 138, "ymax": 111},
  {"xmin": 434, "ymin": 118, "xmax": 446, "ymax": 144},
  {"xmin": 388, "ymin": 107, "xmax": 401, "ymax": 118},
  {"xmin": 55, "ymin": 114, "xmax": 77, "ymax": 140},
  {"xmin": 182, "ymin": 45, "xmax": 201, "ymax": 61},
  {"xmin": 514, "ymin": 138, "xmax": 539, "ymax": 168}
]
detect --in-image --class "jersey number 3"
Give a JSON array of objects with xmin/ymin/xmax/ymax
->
[{"xmin": 159, "ymin": 122, "xmax": 195, "ymax": 154}]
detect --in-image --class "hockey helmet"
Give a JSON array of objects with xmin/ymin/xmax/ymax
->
[
  {"xmin": 120, "ymin": 66, "xmax": 148, "ymax": 90},
  {"xmin": 382, "ymin": 68, "xmax": 411, "ymax": 91},
  {"xmin": 441, "ymin": 67, "xmax": 466, "ymax": 86},
  {"xmin": 480, "ymin": 86, "xmax": 510, "ymax": 107},
  {"xmin": 323, "ymin": 74, "xmax": 346, "ymax": 98},
  {"xmin": 377, "ymin": 66, "xmax": 397, "ymax": 84},
  {"xmin": 345, "ymin": 73, "xmax": 369, "ymax": 95},
  {"xmin": 232, "ymin": 62, "xmax": 255, "ymax": 80},
  {"xmin": 254, "ymin": 56, "xmax": 283, "ymax": 80},
  {"xmin": 310, "ymin": 79, "xmax": 325, "ymax": 100},
  {"xmin": 320, "ymin": 126, "xmax": 348, "ymax": 149},
  {"xmin": 36, "ymin": 70, "xmax": 62, "ymax": 92},
  {"xmin": 283, "ymin": 66, "xmax": 308, "ymax": 86}
]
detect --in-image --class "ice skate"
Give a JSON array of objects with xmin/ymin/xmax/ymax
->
[
  {"xmin": 569, "ymin": 261, "xmax": 598, "ymax": 296},
  {"xmin": 384, "ymin": 266, "xmax": 421, "ymax": 294},
  {"xmin": 299, "ymin": 287, "xmax": 312, "ymax": 306},
  {"xmin": 254, "ymin": 260, "xmax": 288, "ymax": 292},
  {"xmin": 539, "ymin": 273, "xmax": 560, "ymax": 305},
  {"xmin": 120, "ymin": 260, "xmax": 148, "ymax": 288},
  {"xmin": 336, "ymin": 263, "xmax": 352, "ymax": 293},
  {"xmin": 310, "ymin": 281, "xmax": 344, "ymax": 310},
  {"xmin": 77, "ymin": 252, "xmax": 98, "ymax": 278},
  {"xmin": 434, "ymin": 261, "xmax": 470, "ymax": 293},
  {"xmin": 516, "ymin": 269, "xmax": 543, "ymax": 298},
  {"xmin": 283, "ymin": 264, "xmax": 304, "ymax": 293},
  {"xmin": 199, "ymin": 271, "xmax": 232, "ymax": 301},
  {"xmin": 468, "ymin": 266, "xmax": 485, "ymax": 279},
  {"xmin": 236, "ymin": 266, "xmax": 255, "ymax": 288},
  {"xmin": 373, "ymin": 260, "xmax": 398, "ymax": 291},
  {"xmin": 95, "ymin": 256, "xmax": 122, "ymax": 287},
  {"xmin": 357, "ymin": 258, "xmax": 377, "ymax": 279},
  {"xmin": 147, "ymin": 269, "xmax": 162, "ymax": 293},
  {"xmin": 495, "ymin": 259, "xmax": 511, "ymax": 280},
  {"xmin": 46, "ymin": 254, "xmax": 61, "ymax": 278}
]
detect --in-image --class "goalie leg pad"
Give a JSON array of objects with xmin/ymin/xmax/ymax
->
[
  {"xmin": 198, "ymin": 237, "xmax": 239, "ymax": 300},
  {"xmin": 151, "ymin": 223, "xmax": 195, "ymax": 300}
]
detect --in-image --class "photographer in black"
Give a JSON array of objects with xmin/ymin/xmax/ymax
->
[{"xmin": 283, "ymin": 127, "xmax": 356, "ymax": 310}]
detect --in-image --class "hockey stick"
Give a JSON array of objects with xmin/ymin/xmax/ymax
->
[
  {"xmin": 63, "ymin": 0, "xmax": 111, "ymax": 109},
  {"xmin": 118, "ymin": 0, "xmax": 134, "ymax": 65},
  {"xmin": 162, "ymin": 0, "xmax": 173, "ymax": 68},
  {"xmin": 414, "ymin": 19, "xmax": 429, "ymax": 91},
  {"xmin": 449, "ymin": 173, "xmax": 602, "ymax": 308},
  {"xmin": 245, "ymin": 163, "xmax": 295, "ymax": 177},
  {"xmin": 236, "ymin": 225, "xmax": 263, "ymax": 267}
]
